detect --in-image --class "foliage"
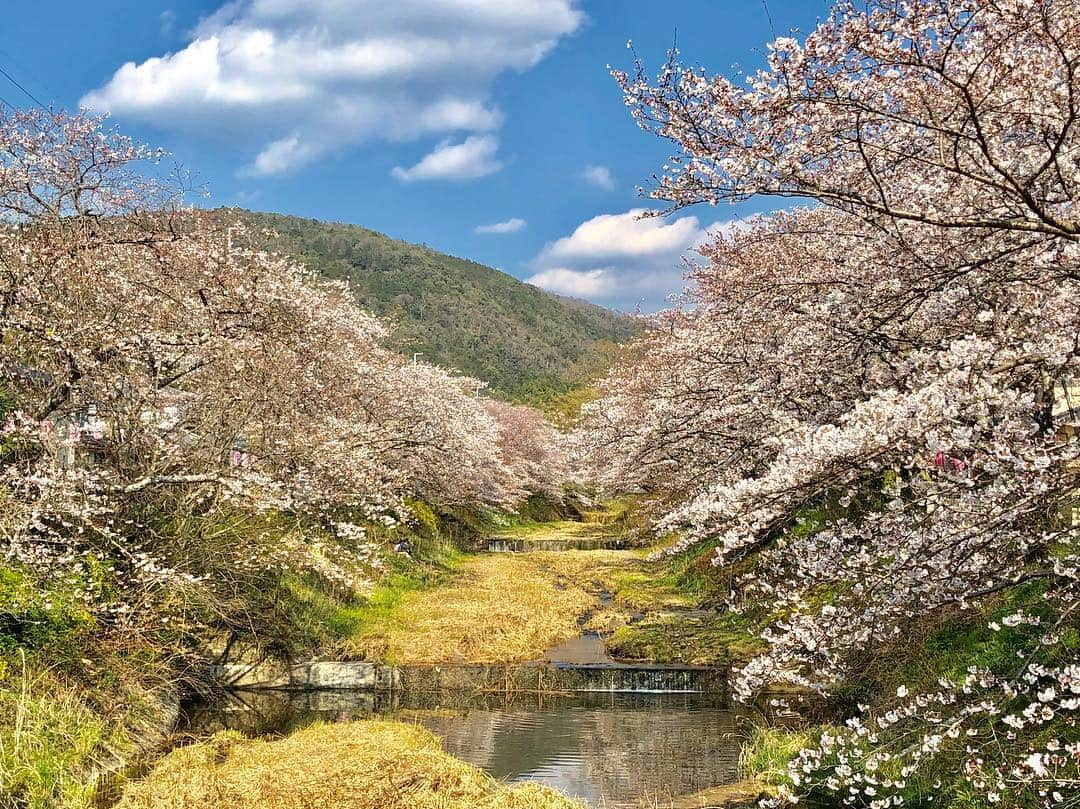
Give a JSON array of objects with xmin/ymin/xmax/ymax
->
[
  {"xmin": 579, "ymin": 0, "xmax": 1080, "ymax": 804},
  {"xmin": 217, "ymin": 209, "xmax": 637, "ymax": 403},
  {"xmin": 0, "ymin": 657, "xmax": 171, "ymax": 809},
  {"xmin": 0, "ymin": 566, "xmax": 98, "ymax": 658}
]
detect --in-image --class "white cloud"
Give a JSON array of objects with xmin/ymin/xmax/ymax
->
[
  {"xmin": 528, "ymin": 209, "xmax": 747, "ymax": 310},
  {"xmin": 82, "ymin": 0, "xmax": 583, "ymax": 176},
  {"xmin": 475, "ymin": 217, "xmax": 526, "ymax": 235},
  {"xmin": 243, "ymin": 135, "xmax": 320, "ymax": 177},
  {"xmin": 527, "ymin": 267, "xmax": 614, "ymax": 297},
  {"xmin": 392, "ymin": 135, "xmax": 502, "ymax": 182},
  {"xmin": 537, "ymin": 208, "xmax": 703, "ymax": 264},
  {"xmin": 581, "ymin": 164, "xmax": 614, "ymax": 191}
]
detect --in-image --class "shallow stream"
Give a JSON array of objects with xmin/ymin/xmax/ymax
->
[{"xmin": 186, "ymin": 689, "xmax": 745, "ymax": 808}]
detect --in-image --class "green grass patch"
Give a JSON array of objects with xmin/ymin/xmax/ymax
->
[
  {"xmin": 0, "ymin": 655, "xmax": 172, "ymax": 809},
  {"xmin": 274, "ymin": 540, "xmax": 461, "ymax": 660},
  {"xmin": 607, "ymin": 611, "xmax": 763, "ymax": 666},
  {"xmin": 830, "ymin": 578, "xmax": 1073, "ymax": 714},
  {"xmin": 0, "ymin": 565, "xmax": 101, "ymax": 664},
  {"xmin": 0, "ymin": 671, "xmax": 117, "ymax": 809},
  {"xmin": 609, "ymin": 569, "xmax": 696, "ymax": 610},
  {"xmin": 321, "ymin": 571, "xmax": 439, "ymax": 662},
  {"xmin": 739, "ymin": 726, "xmax": 813, "ymax": 789}
]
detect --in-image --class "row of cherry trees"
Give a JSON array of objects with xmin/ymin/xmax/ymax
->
[
  {"xmin": 581, "ymin": 0, "xmax": 1080, "ymax": 804},
  {"xmin": 0, "ymin": 109, "xmax": 568, "ymax": 630}
]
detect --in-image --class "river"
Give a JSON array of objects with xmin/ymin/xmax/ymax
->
[{"xmin": 185, "ymin": 688, "xmax": 746, "ymax": 808}]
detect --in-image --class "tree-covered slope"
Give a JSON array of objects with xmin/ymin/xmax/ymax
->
[{"xmin": 219, "ymin": 209, "xmax": 638, "ymax": 402}]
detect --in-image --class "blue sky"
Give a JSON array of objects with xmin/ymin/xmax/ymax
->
[{"xmin": 0, "ymin": 1, "xmax": 827, "ymax": 310}]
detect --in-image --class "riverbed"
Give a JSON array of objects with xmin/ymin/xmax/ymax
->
[{"xmin": 185, "ymin": 689, "xmax": 745, "ymax": 808}]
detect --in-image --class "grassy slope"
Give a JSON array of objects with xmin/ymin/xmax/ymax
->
[
  {"xmin": 217, "ymin": 209, "xmax": 638, "ymax": 404},
  {"xmin": 0, "ymin": 503, "xmax": 514, "ymax": 808}
]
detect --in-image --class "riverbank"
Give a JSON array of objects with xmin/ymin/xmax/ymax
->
[
  {"xmin": 2, "ymin": 507, "xmax": 767, "ymax": 808},
  {"xmin": 333, "ymin": 522, "xmax": 762, "ymax": 670},
  {"xmin": 117, "ymin": 720, "xmax": 585, "ymax": 809},
  {"xmin": 179, "ymin": 691, "xmax": 750, "ymax": 808},
  {"xmin": 0, "ymin": 502, "xmax": 573, "ymax": 808}
]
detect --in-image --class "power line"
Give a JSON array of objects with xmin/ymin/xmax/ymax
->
[
  {"xmin": 0, "ymin": 62, "xmax": 47, "ymax": 110},
  {"xmin": 761, "ymin": 0, "xmax": 777, "ymax": 37},
  {"xmin": 0, "ymin": 48, "xmax": 57, "ymax": 105}
]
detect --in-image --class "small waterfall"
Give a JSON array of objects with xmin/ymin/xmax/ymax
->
[
  {"xmin": 389, "ymin": 661, "xmax": 729, "ymax": 697},
  {"xmin": 552, "ymin": 664, "xmax": 718, "ymax": 694}
]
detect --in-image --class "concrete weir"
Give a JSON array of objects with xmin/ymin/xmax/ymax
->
[
  {"xmin": 485, "ymin": 537, "xmax": 629, "ymax": 552},
  {"xmin": 210, "ymin": 659, "xmax": 728, "ymax": 696}
]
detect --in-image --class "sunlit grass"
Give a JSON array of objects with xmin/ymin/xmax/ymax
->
[
  {"xmin": 0, "ymin": 656, "xmax": 169, "ymax": 809},
  {"xmin": 739, "ymin": 725, "xmax": 812, "ymax": 788},
  {"xmin": 117, "ymin": 720, "xmax": 586, "ymax": 809},
  {"xmin": 606, "ymin": 612, "xmax": 763, "ymax": 666},
  {"xmin": 0, "ymin": 672, "xmax": 110, "ymax": 809},
  {"xmin": 340, "ymin": 551, "xmax": 620, "ymax": 663}
]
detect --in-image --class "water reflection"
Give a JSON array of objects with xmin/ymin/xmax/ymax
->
[{"xmin": 185, "ymin": 690, "xmax": 745, "ymax": 808}]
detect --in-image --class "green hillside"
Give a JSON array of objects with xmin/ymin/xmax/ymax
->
[{"xmin": 219, "ymin": 209, "xmax": 637, "ymax": 404}]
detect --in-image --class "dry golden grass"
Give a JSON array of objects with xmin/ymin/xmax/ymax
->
[
  {"xmin": 117, "ymin": 720, "xmax": 584, "ymax": 809},
  {"xmin": 352, "ymin": 552, "xmax": 635, "ymax": 663},
  {"xmin": 341, "ymin": 546, "xmax": 710, "ymax": 665},
  {"xmin": 489, "ymin": 520, "xmax": 595, "ymax": 540}
]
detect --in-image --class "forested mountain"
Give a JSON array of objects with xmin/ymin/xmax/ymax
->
[{"xmin": 218, "ymin": 209, "xmax": 638, "ymax": 403}]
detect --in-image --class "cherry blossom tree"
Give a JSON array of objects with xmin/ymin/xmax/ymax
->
[
  {"xmin": 582, "ymin": 0, "xmax": 1080, "ymax": 803},
  {"xmin": 483, "ymin": 398, "xmax": 571, "ymax": 500},
  {"xmin": 0, "ymin": 109, "xmax": 534, "ymax": 633}
]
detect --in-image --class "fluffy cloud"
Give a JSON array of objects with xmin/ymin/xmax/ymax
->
[
  {"xmin": 581, "ymin": 164, "xmax": 615, "ymax": 190},
  {"xmin": 475, "ymin": 217, "xmax": 526, "ymax": 235},
  {"xmin": 242, "ymin": 135, "xmax": 319, "ymax": 177},
  {"xmin": 527, "ymin": 209, "xmax": 744, "ymax": 310},
  {"xmin": 82, "ymin": 0, "xmax": 582, "ymax": 176},
  {"xmin": 537, "ymin": 209, "xmax": 703, "ymax": 264},
  {"xmin": 527, "ymin": 267, "xmax": 614, "ymax": 297},
  {"xmin": 392, "ymin": 135, "xmax": 502, "ymax": 182}
]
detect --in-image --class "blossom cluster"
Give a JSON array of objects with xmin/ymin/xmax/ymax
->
[
  {"xmin": 582, "ymin": 0, "xmax": 1080, "ymax": 802},
  {"xmin": 0, "ymin": 109, "xmax": 566, "ymax": 632}
]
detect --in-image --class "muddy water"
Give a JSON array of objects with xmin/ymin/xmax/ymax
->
[{"xmin": 186, "ymin": 689, "xmax": 745, "ymax": 808}]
